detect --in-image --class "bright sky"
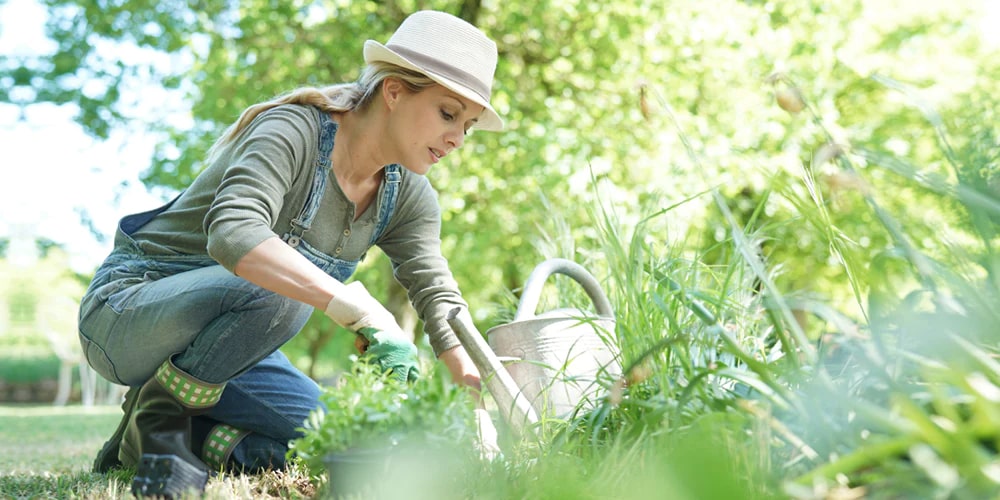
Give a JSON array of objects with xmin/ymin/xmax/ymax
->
[{"xmin": 1, "ymin": 0, "xmax": 169, "ymax": 272}]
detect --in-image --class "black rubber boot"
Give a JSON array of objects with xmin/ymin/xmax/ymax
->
[
  {"xmin": 92, "ymin": 386, "xmax": 140, "ymax": 473},
  {"xmin": 122, "ymin": 358, "xmax": 226, "ymax": 498}
]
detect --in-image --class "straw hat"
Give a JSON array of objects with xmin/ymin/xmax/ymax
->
[{"xmin": 364, "ymin": 10, "xmax": 503, "ymax": 131}]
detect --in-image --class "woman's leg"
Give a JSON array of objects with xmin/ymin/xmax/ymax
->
[
  {"xmin": 196, "ymin": 350, "xmax": 323, "ymax": 471},
  {"xmin": 79, "ymin": 264, "xmax": 312, "ymax": 385},
  {"xmin": 79, "ymin": 263, "xmax": 317, "ymax": 485}
]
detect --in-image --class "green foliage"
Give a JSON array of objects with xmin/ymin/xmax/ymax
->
[
  {"xmin": 288, "ymin": 359, "xmax": 478, "ymax": 477},
  {"xmin": 742, "ymin": 83, "xmax": 1000, "ymax": 496},
  {"xmin": 0, "ymin": 355, "xmax": 60, "ymax": 383},
  {"xmin": 11, "ymin": 0, "xmax": 1000, "ymax": 329},
  {"xmin": 7, "ymin": 1, "xmax": 1000, "ymax": 497},
  {"xmin": 498, "ymin": 68, "xmax": 998, "ymax": 497},
  {"xmin": 467, "ymin": 411, "xmax": 776, "ymax": 500},
  {"xmin": 0, "ymin": 247, "xmax": 86, "ymax": 385}
]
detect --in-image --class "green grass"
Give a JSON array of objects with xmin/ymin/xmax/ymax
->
[
  {"xmin": 0, "ymin": 405, "xmax": 120, "ymax": 474},
  {"xmin": 0, "ymin": 405, "xmax": 315, "ymax": 499},
  {"xmin": 0, "ymin": 405, "xmax": 128, "ymax": 499}
]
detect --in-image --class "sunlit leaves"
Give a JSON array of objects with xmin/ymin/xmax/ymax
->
[{"xmin": 9, "ymin": 0, "xmax": 999, "ymax": 330}]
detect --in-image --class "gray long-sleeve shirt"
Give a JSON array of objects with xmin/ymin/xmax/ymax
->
[{"xmin": 130, "ymin": 104, "xmax": 465, "ymax": 355}]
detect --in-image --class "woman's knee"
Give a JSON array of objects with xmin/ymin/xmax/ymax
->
[{"xmin": 248, "ymin": 292, "xmax": 314, "ymax": 339}]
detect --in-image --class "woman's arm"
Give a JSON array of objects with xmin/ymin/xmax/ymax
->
[
  {"xmin": 377, "ymin": 177, "xmax": 469, "ymax": 357},
  {"xmin": 232, "ymin": 237, "xmax": 412, "ymax": 341},
  {"xmin": 234, "ymin": 211, "xmax": 481, "ymax": 391},
  {"xmin": 232, "ymin": 235, "xmax": 343, "ymax": 309},
  {"xmin": 437, "ymin": 345, "xmax": 482, "ymax": 394}
]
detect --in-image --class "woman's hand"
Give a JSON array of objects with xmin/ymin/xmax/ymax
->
[
  {"xmin": 326, "ymin": 281, "xmax": 419, "ymax": 382},
  {"xmin": 437, "ymin": 345, "xmax": 482, "ymax": 399},
  {"xmin": 439, "ymin": 346, "xmax": 501, "ymax": 459}
]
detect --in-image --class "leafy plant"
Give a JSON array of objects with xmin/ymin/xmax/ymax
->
[{"xmin": 288, "ymin": 359, "xmax": 479, "ymax": 477}]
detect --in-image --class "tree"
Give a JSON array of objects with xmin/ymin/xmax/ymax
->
[
  {"xmin": 7, "ymin": 0, "xmax": 999, "ymax": 370},
  {"xmin": 0, "ymin": 238, "xmax": 90, "ymax": 403}
]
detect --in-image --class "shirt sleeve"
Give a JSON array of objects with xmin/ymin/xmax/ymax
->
[
  {"xmin": 204, "ymin": 106, "xmax": 317, "ymax": 271},
  {"xmin": 377, "ymin": 174, "xmax": 468, "ymax": 357}
]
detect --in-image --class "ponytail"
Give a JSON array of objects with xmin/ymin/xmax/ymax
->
[{"xmin": 207, "ymin": 62, "xmax": 437, "ymax": 160}]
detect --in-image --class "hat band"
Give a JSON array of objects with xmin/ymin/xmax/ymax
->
[{"xmin": 385, "ymin": 44, "xmax": 491, "ymax": 103}]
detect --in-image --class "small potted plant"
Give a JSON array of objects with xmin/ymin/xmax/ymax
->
[{"xmin": 289, "ymin": 360, "xmax": 483, "ymax": 498}]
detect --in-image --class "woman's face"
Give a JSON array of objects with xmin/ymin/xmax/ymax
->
[{"xmin": 386, "ymin": 81, "xmax": 485, "ymax": 175}]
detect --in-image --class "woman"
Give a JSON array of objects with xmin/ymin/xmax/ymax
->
[{"xmin": 78, "ymin": 10, "xmax": 501, "ymax": 497}]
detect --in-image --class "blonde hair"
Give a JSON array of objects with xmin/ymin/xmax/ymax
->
[{"xmin": 207, "ymin": 62, "xmax": 437, "ymax": 158}]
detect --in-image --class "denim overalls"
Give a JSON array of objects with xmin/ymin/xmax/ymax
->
[{"xmin": 77, "ymin": 112, "xmax": 400, "ymax": 470}]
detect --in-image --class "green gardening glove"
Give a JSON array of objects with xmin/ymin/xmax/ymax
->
[
  {"xmin": 325, "ymin": 281, "xmax": 421, "ymax": 384},
  {"xmin": 357, "ymin": 327, "xmax": 420, "ymax": 383}
]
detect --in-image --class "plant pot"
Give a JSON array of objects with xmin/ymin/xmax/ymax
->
[
  {"xmin": 321, "ymin": 442, "xmax": 467, "ymax": 499},
  {"xmin": 323, "ymin": 446, "xmax": 393, "ymax": 498}
]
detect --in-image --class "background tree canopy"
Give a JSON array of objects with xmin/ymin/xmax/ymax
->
[{"xmin": 5, "ymin": 0, "xmax": 998, "ymax": 372}]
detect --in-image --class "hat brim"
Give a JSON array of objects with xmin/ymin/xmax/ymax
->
[{"xmin": 364, "ymin": 40, "xmax": 504, "ymax": 132}]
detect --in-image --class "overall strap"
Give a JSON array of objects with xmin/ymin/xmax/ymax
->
[
  {"xmin": 369, "ymin": 164, "xmax": 402, "ymax": 245},
  {"xmin": 283, "ymin": 114, "xmax": 337, "ymax": 248}
]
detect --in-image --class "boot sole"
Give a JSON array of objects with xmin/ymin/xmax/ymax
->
[{"xmin": 132, "ymin": 454, "xmax": 208, "ymax": 499}]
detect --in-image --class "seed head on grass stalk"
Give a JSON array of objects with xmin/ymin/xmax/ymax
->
[
  {"xmin": 790, "ymin": 73, "xmax": 947, "ymax": 303},
  {"xmin": 569, "ymin": 142, "xmax": 801, "ymax": 496},
  {"xmin": 640, "ymin": 82, "xmax": 818, "ymax": 370},
  {"xmin": 767, "ymin": 72, "xmax": 807, "ymax": 115}
]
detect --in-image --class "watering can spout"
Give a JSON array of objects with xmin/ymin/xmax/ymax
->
[{"xmin": 446, "ymin": 307, "xmax": 539, "ymax": 437}]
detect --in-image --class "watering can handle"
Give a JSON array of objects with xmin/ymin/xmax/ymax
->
[{"xmin": 514, "ymin": 258, "xmax": 614, "ymax": 322}]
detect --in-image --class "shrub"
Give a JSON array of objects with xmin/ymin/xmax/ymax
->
[{"xmin": 289, "ymin": 359, "xmax": 479, "ymax": 476}]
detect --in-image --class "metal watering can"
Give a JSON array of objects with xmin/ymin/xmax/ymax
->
[{"xmin": 447, "ymin": 259, "xmax": 621, "ymax": 436}]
